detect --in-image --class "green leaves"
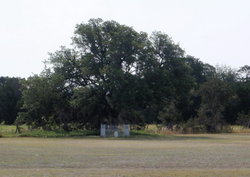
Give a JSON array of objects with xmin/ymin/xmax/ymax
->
[{"xmin": 0, "ymin": 77, "xmax": 22, "ymax": 124}]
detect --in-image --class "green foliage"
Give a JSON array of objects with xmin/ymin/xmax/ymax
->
[
  {"xmin": 158, "ymin": 101, "xmax": 181, "ymax": 129},
  {"xmin": 0, "ymin": 77, "xmax": 22, "ymax": 124},
  {"xmin": 17, "ymin": 74, "xmax": 72, "ymax": 131},
  {"xmin": 195, "ymin": 79, "xmax": 233, "ymax": 132}
]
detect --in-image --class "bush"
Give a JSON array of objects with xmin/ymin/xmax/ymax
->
[
  {"xmin": 181, "ymin": 118, "xmax": 232, "ymax": 133},
  {"xmin": 236, "ymin": 111, "xmax": 250, "ymax": 128}
]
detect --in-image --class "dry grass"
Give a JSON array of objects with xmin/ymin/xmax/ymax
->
[
  {"xmin": 1, "ymin": 134, "xmax": 250, "ymax": 176},
  {"xmin": 231, "ymin": 125, "xmax": 250, "ymax": 133}
]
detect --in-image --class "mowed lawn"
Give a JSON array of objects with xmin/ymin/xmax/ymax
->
[{"xmin": 1, "ymin": 134, "xmax": 250, "ymax": 177}]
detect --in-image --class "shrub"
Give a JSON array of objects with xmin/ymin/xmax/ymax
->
[{"xmin": 236, "ymin": 111, "xmax": 250, "ymax": 128}]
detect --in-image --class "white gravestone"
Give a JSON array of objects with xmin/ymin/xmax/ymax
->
[{"xmin": 100, "ymin": 124, "xmax": 106, "ymax": 137}]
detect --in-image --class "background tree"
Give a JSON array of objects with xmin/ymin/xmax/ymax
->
[
  {"xmin": 17, "ymin": 72, "xmax": 72, "ymax": 130},
  {"xmin": 0, "ymin": 77, "xmax": 22, "ymax": 124}
]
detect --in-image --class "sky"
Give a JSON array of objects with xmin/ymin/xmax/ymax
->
[{"xmin": 0, "ymin": 0, "xmax": 250, "ymax": 78}]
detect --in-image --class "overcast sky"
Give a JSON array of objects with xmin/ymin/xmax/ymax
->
[{"xmin": 1, "ymin": 0, "xmax": 250, "ymax": 78}]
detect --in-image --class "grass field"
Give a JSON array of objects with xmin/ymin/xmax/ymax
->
[{"xmin": 1, "ymin": 134, "xmax": 250, "ymax": 177}]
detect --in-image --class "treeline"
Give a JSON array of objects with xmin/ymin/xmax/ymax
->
[{"xmin": 1, "ymin": 19, "xmax": 250, "ymax": 132}]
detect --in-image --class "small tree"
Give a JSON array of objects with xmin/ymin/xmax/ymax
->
[
  {"xmin": 18, "ymin": 73, "xmax": 71, "ymax": 130},
  {"xmin": 196, "ymin": 79, "xmax": 233, "ymax": 132},
  {"xmin": 158, "ymin": 101, "xmax": 181, "ymax": 130}
]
